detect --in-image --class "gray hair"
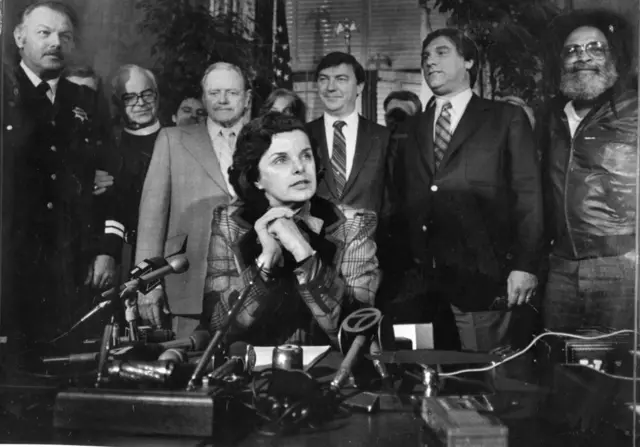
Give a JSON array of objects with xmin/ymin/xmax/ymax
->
[
  {"xmin": 200, "ymin": 62, "xmax": 251, "ymax": 92},
  {"xmin": 111, "ymin": 64, "xmax": 158, "ymax": 102}
]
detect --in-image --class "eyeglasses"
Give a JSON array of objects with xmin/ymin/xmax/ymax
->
[
  {"xmin": 561, "ymin": 41, "xmax": 609, "ymax": 60},
  {"xmin": 122, "ymin": 89, "xmax": 157, "ymax": 107}
]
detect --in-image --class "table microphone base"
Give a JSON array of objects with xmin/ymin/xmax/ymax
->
[{"xmin": 54, "ymin": 387, "xmax": 221, "ymax": 437}]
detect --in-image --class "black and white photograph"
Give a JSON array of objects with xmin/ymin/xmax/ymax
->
[{"xmin": 0, "ymin": 0, "xmax": 638, "ymax": 445}]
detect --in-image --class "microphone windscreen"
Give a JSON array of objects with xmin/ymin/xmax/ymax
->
[
  {"xmin": 228, "ymin": 341, "xmax": 249, "ymax": 357},
  {"xmin": 191, "ymin": 330, "xmax": 212, "ymax": 351},
  {"xmin": 158, "ymin": 348, "xmax": 188, "ymax": 363},
  {"xmin": 168, "ymin": 256, "xmax": 189, "ymax": 274}
]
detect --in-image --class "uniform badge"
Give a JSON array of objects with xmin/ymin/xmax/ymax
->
[{"xmin": 72, "ymin": 106, "xmax": 88, "ymax": 123}]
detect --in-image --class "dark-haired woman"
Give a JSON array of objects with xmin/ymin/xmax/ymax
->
[
  {"xmin": 204, "ymin": 112, "xmax": 379, "ymax": 346},
  {"xmin": 259, "ymin": 88, "xmax": 307, "ymax": 123}
]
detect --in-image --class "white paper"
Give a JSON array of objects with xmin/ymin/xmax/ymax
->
[{"xmin": 393, "ymin": 323, "xmax": 434, "ymax": 349}]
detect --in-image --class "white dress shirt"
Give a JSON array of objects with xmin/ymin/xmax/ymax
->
[
  {"xmin": 20, "ymin": 60, "xmax": 59, "ymax": 103},
  {"xmin": 563, "ymin": 101, "xmax": 584, "ymax": 138},
  {"xmin": 432, "ymin": 88, "xmax": 473, "ymax": 140},
  {"xmin": 323, "ymin": 110, "xmax": 360, "ymax": 178},
  {"xmin": 207, "ymin": 117, "xmax": 244, "ymax": 196}
]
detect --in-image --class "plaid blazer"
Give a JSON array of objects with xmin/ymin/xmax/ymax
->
[{"xmin": 205, "ymin": 196, "xmax": 380, "ymax": 346}]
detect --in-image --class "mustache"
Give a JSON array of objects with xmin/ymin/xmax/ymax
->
[
  {"xmin": 567, "ymin": 62, "xmax": 601, "ymax": 73},
  {"xmin": 44, "ymin": 50, "xmax": 63, "ymax": 59}
]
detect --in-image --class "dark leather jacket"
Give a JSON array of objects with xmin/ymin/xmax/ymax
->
[{"xmin": 541, "ymin": 86, "xmax": 638, "ymax": 260}]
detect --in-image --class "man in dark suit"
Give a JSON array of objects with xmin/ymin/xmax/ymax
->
[
  {"xmin": 397, "ymin": 29, "xmax": 543, "ymax": 352},
  {"xmin": 7, "ymin": 1, "xmax": 123, "ymax": 355},
  {"xmin": 306, "ymin": 52, "xmax": 391, "ymax": 218}
]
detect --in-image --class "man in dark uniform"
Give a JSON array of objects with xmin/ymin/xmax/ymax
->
[{"xmin": 7, "ymin": 1, "xmax": 123, "ymax": 356}]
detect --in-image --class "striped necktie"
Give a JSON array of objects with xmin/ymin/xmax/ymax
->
[
  {"xmin": 332, "ymin": 120, "xmax": 347, "ymax": 196},
  {"xmin": 434, "ymin": 102, "xmax": 452, "ymax": 171}
]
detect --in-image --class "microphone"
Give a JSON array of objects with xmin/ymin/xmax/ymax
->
[
  {"xmin": 42, "ymin": 344, "xmax": 161, "ymax": 365},
  {"xmin": 186, "ymin": 269, "xmax": 260, "ymax": 390},
  {"xmin": 158, "ymin": 348, "xmax": 188, "ymax": 363},
  {"xmin": 107, "ymin": 360, "xmax": 178, "ymax": 385},
  {"xmin": 331, "ymin": 334, "xmax": 367, "ymax": 390},
  {"xmin": 129, "ymin": 257, "xmax": 167, "ymax": 277},
  {"xmin": 100, "ymin": 256, "xmax": 189, "ymax": 300},
  {"xmin": 158, "ymin": 330, "xmax": 210, "ymax": 351},
  {"xmin": 209, "ymin": 341, "xmax": 256, "ymax": 380},
  {"xmin": 42, "ymin": 352, "xmax": 100, "ymax": 364},
  {"xmin": 40, "ymin": 332, "xmax": 208, "ymax": 365},
  {"xmin": 370, "ymin": 340, "xmax": 392, "ymax": 384}
]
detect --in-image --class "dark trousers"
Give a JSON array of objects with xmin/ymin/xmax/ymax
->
[{"xmin": 543, "ymin": 252, "xmax": 636, "ymax": 330}]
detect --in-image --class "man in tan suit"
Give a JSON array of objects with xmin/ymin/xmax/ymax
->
[{"xmin": 135, "ymin": 62, "xmax": 251, "ymax": 337}]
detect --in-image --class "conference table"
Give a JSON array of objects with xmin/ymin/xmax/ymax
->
[{"xmin": 0, "ymin": 350, "xmax": 637, "ymax": 446}]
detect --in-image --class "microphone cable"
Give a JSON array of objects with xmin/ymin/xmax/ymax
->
[{"xmin": 439, "ymin": 329, "xmax": 638, "ymax": 379}]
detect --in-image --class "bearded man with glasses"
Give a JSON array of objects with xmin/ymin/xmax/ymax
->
[{"xmin": 539, "ymin": 9, "xmax": 638, "ymax": 330}]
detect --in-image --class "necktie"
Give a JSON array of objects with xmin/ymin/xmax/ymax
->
[
  {"xmin": 434, "ymin": 102, "xmax": 452, "ymax": 171},
  {"xmin": 226, "ymin": 131, "xmax": 237, "ymax": 152},
  {"xmin": 218, "ymin": 130, "xmax": 236, "ymax": 196},
  {"xmin": 332, "ymin": 120, "xmax": 347, "ymax": 197},
  {"xmin": 37, "ymin": 81, "xmax": 52, "ymax": 103}
]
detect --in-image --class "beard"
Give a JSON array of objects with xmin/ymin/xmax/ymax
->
[{"xmin": 560, "ymin": 59, "xmax": 619, "ymax": 101}]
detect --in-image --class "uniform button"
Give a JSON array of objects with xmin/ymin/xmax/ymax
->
[
  {"xmin": 430, "ymin": 185, "xmax": 438, "ymax": 192},
  {"xmin": 50, "ymin": 145, "xmax": 57, "ymax": 152},
  {"xmin": 421, "ymin": 225, "xmax": 427, "ymax": 232},
  {"xmin": 46, "ymin": 202, "xmax": 53, "ymax": 210},
  {"xmin": 50, "ymin": 173, "xmax": 57, "ymax": 180},
  {"xmin": 6, "ymin": 125, "xmax": 12, "ymax": 131}
]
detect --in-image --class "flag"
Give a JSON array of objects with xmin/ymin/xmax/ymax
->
[{"xmin": 272, "ymin": 0, "xmax": 293, "ymax": 89}]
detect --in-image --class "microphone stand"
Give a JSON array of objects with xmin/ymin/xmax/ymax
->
[
  {"xmin": 95, "ymin": 316, "xmax": 115, "ymax": 388},
  {"xmin": 119, "ymin": 284, "xmax": 140, "ymax": 342},
  {"xmin": 185, "ymin": 267, "xmax": 262, "ymax": 391}
]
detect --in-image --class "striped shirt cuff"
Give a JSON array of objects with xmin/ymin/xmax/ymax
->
[{"xmin": 105, "ymin": 220, "xmax": 125, "ymax": 239}]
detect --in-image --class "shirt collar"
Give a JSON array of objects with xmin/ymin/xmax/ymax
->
[
  {"xmin": 293, "ymin": 201, "xmax": 323, "ymax": 235},
  {"xmin": 324, "ymin": 109, "xmax": 359, "ymax": 129},
  {"xmin": 434, "ymin": 88, "xmax": 473, "ymax": 113},
  {"xmin": 563, "ymin": 101, "xmax": 581, "ymax": 120},
  {"xmin": 124, "ymin": 121, "xmax": 161, "ymax": 136},
  {"xmin": 207, "ymin": 117, "xmax": 244, "ymax": 139},
  {"xmin": 20, "ymin": 60, "xmax": 59, "ymax": 96}
]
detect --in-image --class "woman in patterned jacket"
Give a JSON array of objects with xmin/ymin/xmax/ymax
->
[{"xmin": 204, "ymin": 112, "xmax": 380, "ymax": 346}]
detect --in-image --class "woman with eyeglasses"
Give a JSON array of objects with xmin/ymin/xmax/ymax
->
[
  {"xmin": 109, "ymin": 64, "xmax": 162, "ymax": 268},
  {"xmin": 204, "ymin": 112, "xmax": 380, "ymax": 346}
]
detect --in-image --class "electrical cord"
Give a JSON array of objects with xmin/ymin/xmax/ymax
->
[
  {"xmin": 572, "ymin": 364, "xmax": 640, "ymax": 382},
  {"xmin": 233, "ymin": 367, "xmax": 350, "ymax": 436},
  {"xmin": 440, "ymin": 329, "xmax": 637, "ymax": 378}
]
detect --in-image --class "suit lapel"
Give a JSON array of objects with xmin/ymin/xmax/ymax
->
[
  {"xmin": 180, "ymin": 124, "xmax": 230, "ymax": 195},
  {"xmin": 310, "ymin": 118, "xmax": 339, "ymax": 200},
  {"xmin": 418, "ymin": 105, "xmax": 436, "ymax": 176},
  {"xmin": 440, "ymin": 95, "xmax": 487, "ymax": 168},
  {"xmin": 52, "ymin": 78, "xmax": 69, "ymax": 118},
  {"xmin": 342, "ymin": 116, "xmax": 374, "ymax": 198}
]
